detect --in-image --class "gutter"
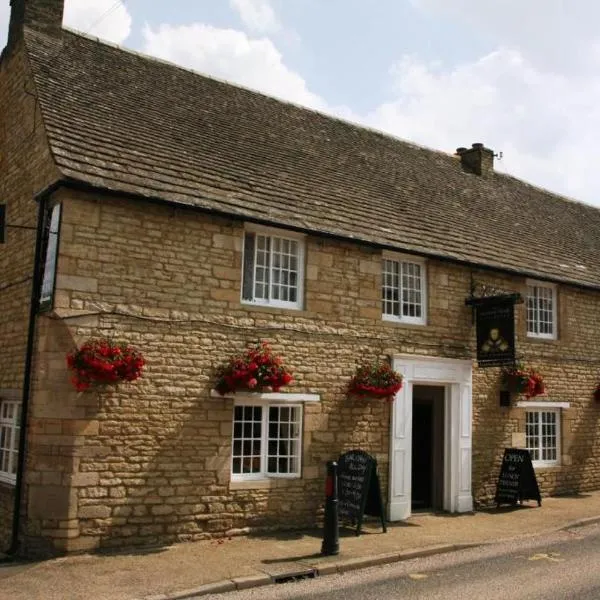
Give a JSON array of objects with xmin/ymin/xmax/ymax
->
[{"xmin": 4, "ymin": 184, "xmax": 55, "ymax": 557}]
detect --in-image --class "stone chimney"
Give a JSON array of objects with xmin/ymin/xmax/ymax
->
[
  {"xmin": 456, "ymin": 143, "xmax": 494, "ymax": 176},
  {"xmin": 7, "ymin": 0, "xmax": 64, "ymax": 50}
]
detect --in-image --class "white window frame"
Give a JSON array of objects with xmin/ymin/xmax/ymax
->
[
  {"xmin": 241, "ymin": 224, "xmax": 305, "ymax": 311},
  {"xmin": 522, "ymin": 406, "xmax": 562, "ymax": 468},
  {"xmin": 0, "ymin": 400, "xmax": 21, "ymax": 485},
  {"xmin": 381, "ymin": 252, "xmax": 427, "ymax": 325},
  {"xmin": 526, "ymin": 279, "xmax": 557, "ymax": 340},
  {"xmin": 231, "ymin": 396, "xmax": 304, "ymax": 482},
  {"xmin": 39, "ymin": 203, "xmax": 62, "ymax": 312}
]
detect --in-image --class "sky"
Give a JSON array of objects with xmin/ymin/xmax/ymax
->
[{"xmin": 1, "ymin": 0, "xmax": 600, "ymax": 208}]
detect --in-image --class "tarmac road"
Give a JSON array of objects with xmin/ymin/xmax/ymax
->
[{"xmin": 208, "ymin": 523, "xmax": 600, "ymax": 600}]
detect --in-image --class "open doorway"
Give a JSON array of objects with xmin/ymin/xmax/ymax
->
[{"xmin": 411, "ymin": 385, "xmax": 445, "ymax": 511}]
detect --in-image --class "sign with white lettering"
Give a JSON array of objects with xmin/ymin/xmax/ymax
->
[
  {"xmin": 337, "ymin": 450, "xmax": 386, "ymax": 535},
  {"xmin": 495, "ymin": 448, "xmax": 541, "ymax": 507}
]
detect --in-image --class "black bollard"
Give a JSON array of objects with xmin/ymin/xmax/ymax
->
[{"xmin": 321, "ymin": 460, "xmax": 339, "ymax": 556}]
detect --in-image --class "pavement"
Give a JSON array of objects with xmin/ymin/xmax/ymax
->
[{"xmin": 1, "ymin": 492, "xmax": 600, "ymax": 600}]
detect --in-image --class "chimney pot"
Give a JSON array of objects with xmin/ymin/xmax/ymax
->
[{"xmin": 456, "ymin": 142, "xmax": 494, "ymax": 176}]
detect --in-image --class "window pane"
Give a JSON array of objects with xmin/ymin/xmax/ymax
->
[
  {"xmin": 231, "ymin": 404, "xmax": 262, "ymax": 475},
  {"xmin": 266, "ymin": 405, "xmax": 301, "ymax": 475},
  {"xmin": 254, "ymin": 235, "xmax": 271, "ymax": 301},
  {"xmin": 242, "ymin": 233, "xmax": 256, "ymax": 301},
  {"xmin": 40, "ymin": 204, "xmax": 62, "ymax": 309},
  {"xmin": 270, "ymin": 236, "xmax": 300, "ymax": 305},
  {"xmin": 0, "ymin": 401, "xmax": 20, "ymax": 481}
]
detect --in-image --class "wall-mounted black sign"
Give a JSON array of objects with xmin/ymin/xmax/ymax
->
[
  {"xmin": 495, "ymin": 448, "xmax": 541, "ymax": 507},
  {"xmin": 337, "ymin": 450, "xmax": 386, "ymax": 536},
  {"xmin": 472, "ymin": 296, "xmax": 517, "ymax": 367}
]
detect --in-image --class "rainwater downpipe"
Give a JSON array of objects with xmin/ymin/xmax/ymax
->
[{"xmin": 4, "ymin": 190, "xmax": 49, "ymax": 557}]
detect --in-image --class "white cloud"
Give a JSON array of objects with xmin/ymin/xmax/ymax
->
[
  {"xmin": 142, "ymin": 23, "xmax": 326, "ymax": 111},
  {"xmin": 367, "ymin": 49, "xmax": 600, "ymax": 206},
  {"xmin": 230, "ymin": 0, "xmax": 281, "ymax": 34},
  {"xmin": 0, "ymin": 2, "xmax": 10, "ymax": 51},
  {"xmin": 64, "ymin": 0, "xmax": 131, "ymax": 44},
  {"xmin": 412, "ymin": 0, "xmax": 600, "ymax": 74}
]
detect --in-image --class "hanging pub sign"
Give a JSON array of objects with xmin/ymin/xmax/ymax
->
[{"xmin": 466, "ymin": 294, "xmax": 519, "ymax": 368}]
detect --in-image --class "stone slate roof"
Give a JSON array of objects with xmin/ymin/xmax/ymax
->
[{"xmin": 24, "ymin": 28, "xmax": 600, "ymax": 289}]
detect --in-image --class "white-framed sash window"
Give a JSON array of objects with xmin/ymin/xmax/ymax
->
[
  {"xmin": 0, "ymin": 400, "xmax": 21, "ymax": 485},
  {"xmin": 242, "ymin": 226, "xmax": 305, "ymax": 310},
  {"xmin": 231, "ymin": 398, "xmax": 303, "ymax": 480},
  {"xmin": 525, "ymin": 408, "xmax": 560, "ymax": 467},
  {"xmin": 526, "ymin": 280, "xmax": 557, "ymax": 339},
  {"xmin": 382, "ymin": 253, "xmax": 427, "ymax": 325}
]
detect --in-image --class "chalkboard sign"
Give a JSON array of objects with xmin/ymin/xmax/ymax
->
[
  {"xmin": 495, "ymin": 448, "xmax": 541, "ymax": 507},
  {"xmin": 338, "ymin": 450, "xmax": 386, "ymax": 535}
]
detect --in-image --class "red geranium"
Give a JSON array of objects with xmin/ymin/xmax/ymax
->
[
  {"xmin": 215, "ymin": 342, "xmax": 293, "ymax": 395},
  {"xmin": 66, "ymin": 338, "xmax": 145, "ymax": 392},
  {"xmin": 501, "ymin": 365, "xmax": 545, "ymax": 399},
  {"xmin": 348, "ymin": 361, "xmax": 403, "ymax": 401}
]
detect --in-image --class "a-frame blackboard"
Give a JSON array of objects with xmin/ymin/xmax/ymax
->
[
  {"xmin": 495, "ymin": 448, "xmax": 542, "ymax": 507},
  {"xmin": 337, "ymin": 450, "xmax": 387, "ymax": 535}
]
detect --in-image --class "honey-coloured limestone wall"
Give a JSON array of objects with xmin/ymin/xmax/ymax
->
[
  {"xmin": 0, "ymin": 35, "xmax": 61, "ymax": 551},
  {"xmin": 20, "ymin": 187, "xmax": 600, "ymax": 554}
]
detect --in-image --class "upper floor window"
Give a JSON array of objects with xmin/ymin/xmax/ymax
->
[
  {"xmin": 526, "ymin": 280, "xmax": 556, "ymax": 339},
  {"xmin": 0, "ymin": 400, "xmax": 21, "ymax": 485},
  {"xmin": 382, "ymin": 254, "xmax": 426, "ymax": 325},
  {"xmin": 242, "ymin": 227, "xmax": 304, "ymax": 310}
]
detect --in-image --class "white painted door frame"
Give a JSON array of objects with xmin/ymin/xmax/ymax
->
[{"xmin": 389, "ymin": 355, "xmax": 473, "ymax": 521}]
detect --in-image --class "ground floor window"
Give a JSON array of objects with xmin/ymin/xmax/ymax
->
[
  {"xmin": 0, "ymin": 400, "xmax": 20, "ymax": 484},
  {"xmin": 231, "ymin": 400, "xmax": 302, "ymax": 480},
  {"xmin": 525, "ymin": 409, "xmax": 559, "ymax": 467}
]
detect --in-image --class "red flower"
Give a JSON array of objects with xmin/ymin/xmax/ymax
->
[
  {"xmin": 66, "ymin": 338, "xmax": 145, "ymax": 391},
  {"xmin": 215, "ymin": 342, "xmax": 293, "ymax": 395},
  {"xmin": 348, "ymin": 361, "xmax": 403, "ymax": 401}
]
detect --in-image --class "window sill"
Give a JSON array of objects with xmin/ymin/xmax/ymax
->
[
  {"xmin": 532, "ymin": 463, "xmax": 561, "ymax": 470},
  {"xmin": 211, "ymin": 390, "xmax": 320, "ymax": 402},
  {"xmin": 381, "ymin": 316, "xmax": 427, "ymax": 328},
  {"xmin": 517, "ymin": 401, "xmax": 570, "ymax": 409},
  {"xmin": 230, "ymin": 477, "xmax": 300, "ymax": 490},
  {"xmin": 0, "ymin": 477, "xmax": 16, "ymax": 490},
  {"xmin": 526, "ymin": 334, "xmax": 557, "ymax": 342}
]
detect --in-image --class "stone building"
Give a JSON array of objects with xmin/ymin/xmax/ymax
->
[{"xmin": 1, "ymin": 0, "xmax": 599, "ymax": 556}]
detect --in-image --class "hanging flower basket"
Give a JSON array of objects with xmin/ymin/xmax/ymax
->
[
  {"xmin": 501, "ymin": 365, "xmax": 545, "ymax": 399},
  {"xmin": 66, "ymin": 338, "xmax": 145, "ymax": 392},
  {"xmin": 348, "ymin": 361, "xmax": 403, "ymax": 401},
  {"xmin": 215, "ymin": 342, "xmax": 293, "ymax": 395}
]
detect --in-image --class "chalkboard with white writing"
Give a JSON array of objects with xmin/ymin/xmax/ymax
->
[
  {"xmin": 338, "ymin": 450, "xmax": 386, "ymax": 535},
  {"xmin": 495, "ymin": 448, "xmax": 541, "ymax": 507}
]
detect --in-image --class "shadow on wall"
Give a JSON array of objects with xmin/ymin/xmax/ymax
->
[
  {"xmin": 471, "ymin": 368, "xmax": 520, "ymax": 508},
  {"xmin": 554, "ymin": 370, "xmax": 600, "ymax": 495},
  {"xmin": 27, "ymin": 318, "xmax": 401, "ymax": 554}
]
